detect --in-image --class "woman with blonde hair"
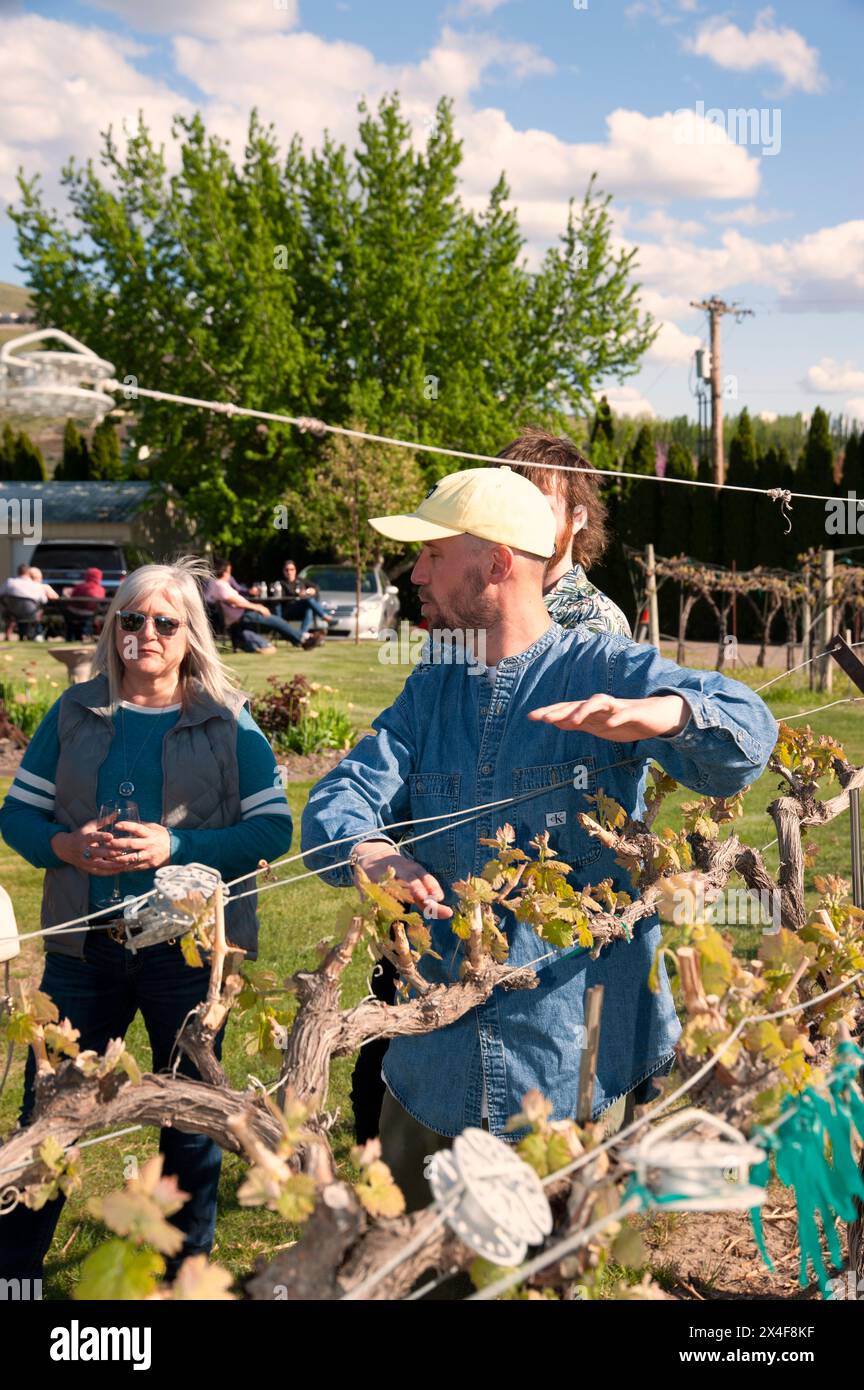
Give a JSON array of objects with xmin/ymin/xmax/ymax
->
[{"xmin": 0, "ymin": 555, "xmax": 294, "ymax": 1285}]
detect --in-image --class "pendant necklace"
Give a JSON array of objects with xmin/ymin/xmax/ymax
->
[{"xmin": 117, "ymin": 702, "xmax": 173, "ymax": 797}]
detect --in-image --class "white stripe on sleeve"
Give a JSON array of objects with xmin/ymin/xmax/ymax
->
[
  {"xmin": 15, "ymin": 767, "xmax": 57, "ymax": 795},
  {"xmin": 7, "ymin": 783, "xmax": 56, "ymax": 812},
  {"xmin": 240, "ymin": 785, "xmax": 288, "ymax": 813},
  {"xmin": 242, "ymin": 802, "xmax": 292, "ymax": 820}
]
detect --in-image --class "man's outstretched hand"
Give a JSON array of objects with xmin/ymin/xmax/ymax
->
[
  {"xmin": 528, "ymin": 693, "xmax": 689, "ymax": 742},
  {"xmin": 351, "ymin": 841, "xmax": 453, "ymax": 919}
]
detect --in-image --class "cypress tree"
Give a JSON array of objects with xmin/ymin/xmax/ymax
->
[
  {"xmin": 658, "ymin": 440, "xmax": 695, "ymax": 557},
  {"xmin": 801, "ymin": 406, "xmax": 835, "ymax": 494},
  {"xmin": 620, "ymin": 423, "xmax": 657, "ymax": 549},
  {"xmin": 0, "ymin": 423, "xmax": 16, "ymax": 479},
  {"xmin": 590, "ymin": 394, "xmax": 615, "ymax": 446},
  {"xmin": 89, "ymin": 418, "xmax": 124, "ymax": 480},
  {"xmin": 722, "ymin": 408, "xmax": 759, "ymax": 568},
  {"xmin": 841, "ymin": 428, "xmax": 861, "ymax": 496},
  {"xmin": 55, "ymin": 417, "xmax": 92, "ymax": 480},
  {"xmin": 11, "ymin": 429, "xmax": 46, "ymax": 480}
]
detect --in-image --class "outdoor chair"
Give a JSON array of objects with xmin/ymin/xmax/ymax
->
[{"xmin": 0, "ymin": 594, "xmax": 43, "ymax": 641}]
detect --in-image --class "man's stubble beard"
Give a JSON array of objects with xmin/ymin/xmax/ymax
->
[{"xmin": 421, "ymin": 562, "xmax": 499, "ymax": 634}]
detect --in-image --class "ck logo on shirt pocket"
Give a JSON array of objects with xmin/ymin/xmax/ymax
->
[
  {"xmin": 406, "ymin": 771, "xmax": 461, "ymax": 883},
  {"xmin": 512, "ymin": 755, "xmax": 601, "ymax": 870}
]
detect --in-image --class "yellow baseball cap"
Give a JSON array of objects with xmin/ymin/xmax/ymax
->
[{"xmin": 368, "ymin": 466, "xmax": 556, "ymax": 558}]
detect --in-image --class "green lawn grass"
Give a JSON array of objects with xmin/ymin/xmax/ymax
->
[{"xmin": 1, "ymin": 638, "xmax": 862, "ymax": 1296}]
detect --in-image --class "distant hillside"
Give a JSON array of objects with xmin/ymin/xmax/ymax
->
[{"xmin": 0, "ymin": 282, "xmax": 32, "ymax": 316}]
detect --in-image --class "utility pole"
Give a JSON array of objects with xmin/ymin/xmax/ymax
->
[{"xmin": 690, "ymin": 296, "xmax": 754, "ymax": 487}]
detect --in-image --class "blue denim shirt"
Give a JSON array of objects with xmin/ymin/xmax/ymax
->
[{"xmin": 301, "ymin": 623, "xmax": 778, "ymax": 1137}]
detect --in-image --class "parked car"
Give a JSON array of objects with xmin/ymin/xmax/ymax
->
[
  {"xmin": 27, "ymin": 541, "xmax": 128, "ymax": 596},
  {"xmin": 301, "ymin": 564, "xmax": 399, "ymax": 639}
]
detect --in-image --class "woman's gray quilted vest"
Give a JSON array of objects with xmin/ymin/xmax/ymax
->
[{"xmin": 42, "ymin": 673, "xmax": 260, "ymax": 959}]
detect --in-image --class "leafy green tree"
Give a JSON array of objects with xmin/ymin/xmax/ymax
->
[
  {"xmin": 55, "ymin": 417, "xmax": 91, "ymax": 480},
  {"xmin": 89, "ymin": 417, "xmax": 124, "ymax": 479},
  {"xmin": 282, "ymin": 390, "xmax": 426, "ymax": 644},
  {"xmin": 10, "ymin": 98, "xmax": 656, "ymax": 550}
]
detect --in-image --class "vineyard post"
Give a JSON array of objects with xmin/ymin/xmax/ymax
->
[
  {"xmin": 802, "ymin": 592, "xmax": 813, "ymax": 689},
  {"xmin": 645, "ymin": 544, "xmax": 660, "ymax": 650},
  {"xmin": 820, "ymin": 549, "xmax": 834, "ymax": 693},
  {"xmin": 576, "ymin": 985, "xmax": 604, "ymax": 1125}
]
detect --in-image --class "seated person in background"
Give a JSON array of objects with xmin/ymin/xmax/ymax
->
[
  {"xmin": 276, "ymin": 560, "xmax": 335, "ymax": 634},
  {"xmin": 63, "ymin": 566, "xmax": 106, "ymax": 642},
  {"xmin": 0, "ymin": 564, "xmax": 59, "ymax": 641},
  {"xmin": 204, "ymin": 557, "xmax": 311, "ymax": 650},
  {"xmin": 496, "ymin": 427, "xmax": 631, "ymax": 637}
]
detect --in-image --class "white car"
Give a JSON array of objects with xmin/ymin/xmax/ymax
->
[{"xmin": 301, "ymin": 564, "xmax": 400, "ymax": 639}]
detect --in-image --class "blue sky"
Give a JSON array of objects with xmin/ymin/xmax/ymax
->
[{"xmin": 0, "ymin": 0, "xmax": 861, "ymax": 425}]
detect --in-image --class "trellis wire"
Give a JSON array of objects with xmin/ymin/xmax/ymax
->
[{"xmin": 104, "ymin": 378, "xmax": 837, "ymax": 509}]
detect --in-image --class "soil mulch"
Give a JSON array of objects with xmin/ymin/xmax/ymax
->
[
  {"xmin": 276, "ymin": 748, "xmax": 349, "ymax": 782},
  {"xmin": 636, "ymin": 1182, "xmax": 830, "ymax": 1300}
]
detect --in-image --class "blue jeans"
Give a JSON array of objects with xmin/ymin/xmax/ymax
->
[
  {"xmin": 236, "ymin": 612, "xmax": 303, "ymax": 647},
  {"xmin": 0, "ymin": 931, "xmax": 225, "ymax": 1282},
  {"xmin": 276, "ymin": 597, "xmax": 330, "ymax": 634}
]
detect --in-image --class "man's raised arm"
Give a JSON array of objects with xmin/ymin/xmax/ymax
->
[{"xmin": 529, "ymin": 639, "xmax": 778, "ymax": 798}]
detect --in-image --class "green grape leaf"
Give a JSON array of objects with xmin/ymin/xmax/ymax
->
[
  {"xmin": 75, "ymin": 1239, "xmax": 164, "ymax": 1301},
  {"xmin": 274, "ymin": 1174, "xmax": 318, "ymax": 1224},
  {"xmin": 354, "ymin": 1160, "xmax": 406, "ymax": 1219}
]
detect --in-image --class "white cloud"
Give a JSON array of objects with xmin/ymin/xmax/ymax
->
[
  {"xmin": 684, "ymin": 8, "xmax": 826, "ymax": 95},
  {"xmin": 705, "ymin": 203, "xmax": 790, "ymax": 227},
  {"xmin": 846, "ymin": 399, "xmax": 864, "ymax": 425},
  {"xmin": 626, "ymin": 0, "xmax": 698, "ymax": 23},
  {"xmin": 449, "ymin": 0, "xmax": 511, "ymax": 15},
  {"xmin": 86, "ymin": 0, "xmax": 299, "ymax": 39},
  {"xmin": 804, "ymin": 359, "xmax": 864, "ymax": 394},
  {"xmin": 632, "ymin": 209, "xmax": 704, "ymax": 240},
  {"xmin": 645, "ymin": 319, "xmax": 701, "ymax": 364},
  {"xmin": 623, "ymin": 221, "xmax": 864, "ymax": 315},
  {"xmin": 758, "ymin": 411, "xmax": 778, "ymax": 423},
  {"xmin": 603, "ymin": 385, "xmax": 656, "ymax": 419},
  {"xmin": 0, "ymin": 14, "xmax": 193, "ymax": 201}
]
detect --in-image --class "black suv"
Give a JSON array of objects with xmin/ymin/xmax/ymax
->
[{"xmin": 28, "ymin": 541, "xmax": 128, "ymax": 595}]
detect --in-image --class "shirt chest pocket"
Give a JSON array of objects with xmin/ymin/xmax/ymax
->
[
  {"xmin": 511, "ymin": 755, "xmax": 602, "ymax": 872},
  {"xmin": 405, "ymin": 771, "xmax": 460, "ymax": 885}
]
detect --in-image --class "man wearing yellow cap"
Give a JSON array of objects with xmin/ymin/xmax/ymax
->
[{"xmin": 302, "ymin": 466, "xmax": 777, "ymax": 1210}]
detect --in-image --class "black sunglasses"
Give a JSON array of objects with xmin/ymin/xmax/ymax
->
[{"xmin": 116, "ymin": 610, "xmax": 183, "ymax": 637}]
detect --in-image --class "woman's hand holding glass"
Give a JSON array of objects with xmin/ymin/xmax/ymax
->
[
  {"xmin": 51, "ymin": 820, "xmax": 120, "ymax": 875},
  {"xmin": 100, "ymin": 819, "xmax": 172, "ymax": 872}
]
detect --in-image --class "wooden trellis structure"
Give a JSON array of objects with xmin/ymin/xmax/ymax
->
[{"xmin": 632, "ymin": 548, "xmax": 864, "ymax": 679}]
